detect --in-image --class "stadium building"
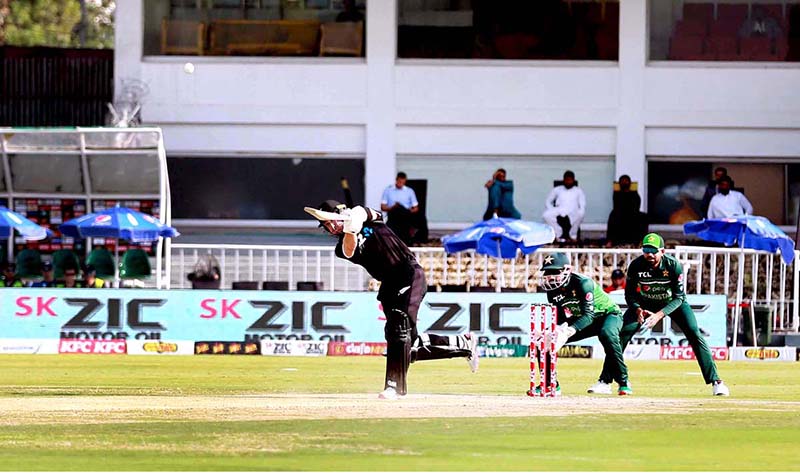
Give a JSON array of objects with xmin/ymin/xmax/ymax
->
[{"xmin": 117, "ymin": 0, "xmax": 800, "ymax": 234}]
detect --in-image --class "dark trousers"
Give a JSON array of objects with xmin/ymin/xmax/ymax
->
[
  {"xmin": 380, "ymin": 266, "xmax": 470, "ymax": 394},
  {"xmin": 599, "ymin": 303, "xmax": 721, "ymax": 384},
  {"xmin": 568, "ymin": 312, "xmax": 628, "ymax": 385}
]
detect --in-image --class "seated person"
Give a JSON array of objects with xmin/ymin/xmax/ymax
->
[
  {"xmin": 1, "ymin": 262, "xmax": 22, "ymax": 287},
  {"xmin": 604, "ymin": 269, "xmax": 626, "ymax": 294},
  {"xmin": 56, "ymin": 267, "xmax": 83, "ymax": 288},
  {"xmin": 483, "ymin": 168, "xmax": 521, "ymax": 220},
  {"xmin": 31, "ymin": 261, "xmax": 57, "ymax": 288},
  {"xmin": 336, "ymin": 0, "xmax": 364, "ymax": 23},
  {"xmin": 606, "ymin": 175, "xmax": 648, "ymax": 247},
  {"xmin": 543, "ymin": 170, "xmax": 585, "ymax": 242},
  {"xmin": 381, "ymin": 172, "xmax": 421, "ymax": 245},
  {"xmin": 83, "ymin": 265, "xmax": 106, "ymax": 288}
]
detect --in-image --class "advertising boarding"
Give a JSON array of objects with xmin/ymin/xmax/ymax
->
[{"xmin": 0, "ymin": 289, "xmax": 727, "ymax": 347}]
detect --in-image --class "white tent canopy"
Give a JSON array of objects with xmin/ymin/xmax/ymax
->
[{"xmin": 0, "ymin": 127, "xmax": 172, "ymax": 288}]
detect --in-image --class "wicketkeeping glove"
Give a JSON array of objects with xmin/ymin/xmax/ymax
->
[{"xmin": 554, "ymin": 322, "xmax": 577, "ymax": 351}]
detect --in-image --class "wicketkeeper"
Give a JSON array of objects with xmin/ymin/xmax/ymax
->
[
  {"xmin": 595, "ymin": 233, "xmax": 730, "ymax": 396},
  {"xmin": 307, "ymin": 200, "xmax": 479, "ymax": 400},
  {"xmin": 539, "ymin": 252, "xmax": 631, "ymax": 395}
]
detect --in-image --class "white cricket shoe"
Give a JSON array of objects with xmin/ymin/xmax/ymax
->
[
  {"xmin": 712, "ymin": 380, "xmax": 730, "ymax": 396},
  {"xmin": 587, "ymin": 380, "xmax": 612, "ymax": 395},
  {"xmin": 378, "ymin": 387, "xmax": 399, "ymax": 400},
  {"xmin": 465, "ymin": 332, "xmax": 479, "ymax": 373}
]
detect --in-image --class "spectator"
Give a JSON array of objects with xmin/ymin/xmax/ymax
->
[
  {"xmin": 543, "ymin": 170, "xmax": 586, "ymax": 242},
  {"xmin": 31, "ymin": 261, "xmax": 56, "ymax": 287},
  {"xmin": 483, "ymin": 168, "xmax": 521, "ymax": 220},
  {"xmin": 381, "ymin": 172, "xmax": 420, "ymax": 245},
  {"xmin": 1, "ymin": 262, "xmax": 21, "ymax": 287},
  {"xmin": 83, "ymin": 265, "xmax": 106, "ymax": 288},
  {"xmin": 708, "ymin": 176, "xmax": 753, "ymax": 219},
  {"xmin": 56, "ymin": 267, "xmax": 83, "ymax": 288},
  {"xmin": 336, "ymin": 0, "xmax": 364, "ymax": 23},
  {"xmin": 606, "ymin": 174, "xmax": 648, "ymax": 247},
  {"xmin": 604, "ymin": 269, "xmax": 626, "ymax": 294},
  {"xmin": 738, "ymin": 5, "xmax": 783, "ymax": 41},
  {"xmin": 702, "ymin": 167, "xmax": 727, "ymax": 218}
]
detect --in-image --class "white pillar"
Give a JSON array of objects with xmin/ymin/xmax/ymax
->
[
  {"xmin": 364, "ymin": 0, "xmax": 397, "ymax": 209},
  {"xmin": 616, "ymin": 0, "xmax": 648, "ymax": 211},
  {"xmin": 113, "ymin": 0, "xmax": 144, "ymax": 99}
]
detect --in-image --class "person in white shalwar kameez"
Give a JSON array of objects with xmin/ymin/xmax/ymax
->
[
  {"xmin": 543, "ymin": 170, "xmax": 586, "ymax": 241},
  {"xmin": 707, "ymin": 176, "xmax": 753, "ymax": 219}
]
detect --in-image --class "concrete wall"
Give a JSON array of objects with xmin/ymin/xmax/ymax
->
[{"xmin": 116, "ymin": 0, "xmax": 800, "ymax": 225}]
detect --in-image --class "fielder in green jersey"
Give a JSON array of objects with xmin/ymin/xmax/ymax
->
[
  {"xmin": 597, "ymin": 233, "xmax": 730, "ymax": 396},
  {"xmin": 540, "ymin": 253, "xmax": 631, "ymax": 395}
]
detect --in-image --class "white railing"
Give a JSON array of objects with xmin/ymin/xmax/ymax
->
[
  {"xmin": 168, "ymin": 243, "xmax": 369, "ymax": 291},
  {"xmin": 168, "ymin": 243, "xmax": 800, "ymax": 333},
  {"xmin": 674, "ymin": 246, "xmax": 800, "ymax": 333}
]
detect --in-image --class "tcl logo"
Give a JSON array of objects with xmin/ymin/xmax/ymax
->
[
  {"xmin": 660, "ymin": 346, "xmax": 728, "ymax": 361},
  {"xmin": 59, "ymin": 339, "xmax": 126, "ymax": 354},
  {"xmin": 745, "ymin": 348, "xmax": 780, "ymax": 360}
]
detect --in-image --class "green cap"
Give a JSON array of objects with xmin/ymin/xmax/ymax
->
[
  {"xmin": 642, "ymin": 233, "xmax": 665, "ymax": 249},
  {"xmin": 541, "ymin": 252, "xmax": 571, "ymax": 270}
]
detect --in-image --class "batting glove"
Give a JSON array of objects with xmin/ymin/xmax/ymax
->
[{"xmin": 343, "ymin": 206, "xmax": 367, "ymax": 234}]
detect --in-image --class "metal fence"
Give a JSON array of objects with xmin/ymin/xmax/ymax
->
[{"xmin": 168, "ymin": 243, "xmax": 800, "ymax": 332}]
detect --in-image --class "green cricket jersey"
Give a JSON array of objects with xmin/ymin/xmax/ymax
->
[
  {"xmin": 545, "ymin": 272, "xmax": 621, "ymax": 331},
  {"xmin": 625, "ymin": 254, "xmax": 686, "ymax": 315}
]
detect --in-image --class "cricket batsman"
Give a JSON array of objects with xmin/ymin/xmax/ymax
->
[
  {"xmin": 595, "ymin": 233, "xmax": 730, "ymax": 396},
  {"xmin": 539, "ymin": 252, "xmax": 631, "ymax": 395},
  {"xmin": 306, "ymin": 200, "xmax": 479, "ymax": 400}
]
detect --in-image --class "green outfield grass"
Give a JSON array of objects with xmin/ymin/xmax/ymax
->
[{"xmin": 0, "ymin": 356, "xmax": 798, "ymax": 471}]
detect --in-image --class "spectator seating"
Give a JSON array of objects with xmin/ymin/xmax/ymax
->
[
  {"xmin": 161, "ymin": 18, "xmax": 206, "ymax": 55},
  {"xmin": 296, "ymin": 281, "xmax": 323, "ymax": 291},
  {"xmin": 87, "ymin": 248, "xmax": 116, "ymax": 278},
  {"xmin": 263, "ymin": 281, "xmax": 289, "ymax": 290},
  {"xmin": 717, "ymin": 3, "xmax": 748, "ymax": 21},
  {"xmin": 670, "ymin": 2, "xmax": 791, "ymax": 61},
  {"xmin": 192, "ymin": 280, "xmax": 221, "ymax": 290},
  {"xmin": 684, "ymin": 2, "xmax": 714, "ymax": 22},
  {"xmin": 440, "ymin": 284, "xmax": 468, "ymax": 292},
  {"xmin": 319, "ymin": 21, "xmax": 364, "ymax": 56},
  {"xmin": 208, "ymin": 19, "xmax": 321, "ymax": 56},
  {"xmin": 51, "ymin": 249, "xmax": 81, "ymax": 279},
  {"xmin": 232, "ymin": 281, "xmax": 259, "ymax": 290},
  {"xmin": 119, "ymin": 249, "xmax": 152, "ymax": 280},
  {"xmin": 15, "ymin": 249, "xmax": 41, "ymax": 279}
]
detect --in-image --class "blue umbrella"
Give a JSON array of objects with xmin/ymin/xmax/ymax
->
[
  {"xmin": 443, "ymin": 218, "xmax": 555, "ymax": 291},
  {"xmin": 0, "ymin": 206, "xmax": 51, "ymax": 241},
  {"xmin": 443, "ymin": 217, "xmax": 555, "ymax": 259},
  {"xmin": 60, "ymin": 206, "xmax": 179, "ymax": 243},
  {"xmin": 60, "ymin": 206, "xmax": 179, "ymax": 284},
  {"xmin": 684, "ymin": 215, "xmax": 796, "ymax": 346},
  {"xmin": 684, "ymin": 215, "xmax": 794, "ymax": 265}
]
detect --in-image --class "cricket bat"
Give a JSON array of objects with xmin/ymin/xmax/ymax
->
[{"xmin": 303, "ymin": 207, "xmax": 351, "ymax": 222}]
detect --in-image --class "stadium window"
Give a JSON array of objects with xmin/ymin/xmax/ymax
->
[
  {"xmin": 648, "ymin": 160, "xmax": 789, "ymax": 225},
  {"xmin": 167, "ymin": 156, "xmax": 365, "ymax": 220},
  {"xmin": 396, "ymin": 155, "xmax": 614, "ymax": 223},
  {"xmin": 397, "ymin": 0, "xmax": 618, "ymax": 60},
  {"xmin": 649, "ymin": 0, "xmax": 800, "ymax": 62},
  {"xmin": 143, "ymin": 0, "xmax": 366, "ymax": 57}
]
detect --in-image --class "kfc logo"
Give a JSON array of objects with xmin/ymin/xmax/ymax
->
[{"xmin": 59, "ymin": 339, "xmax": 126, "ymax": 354}]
